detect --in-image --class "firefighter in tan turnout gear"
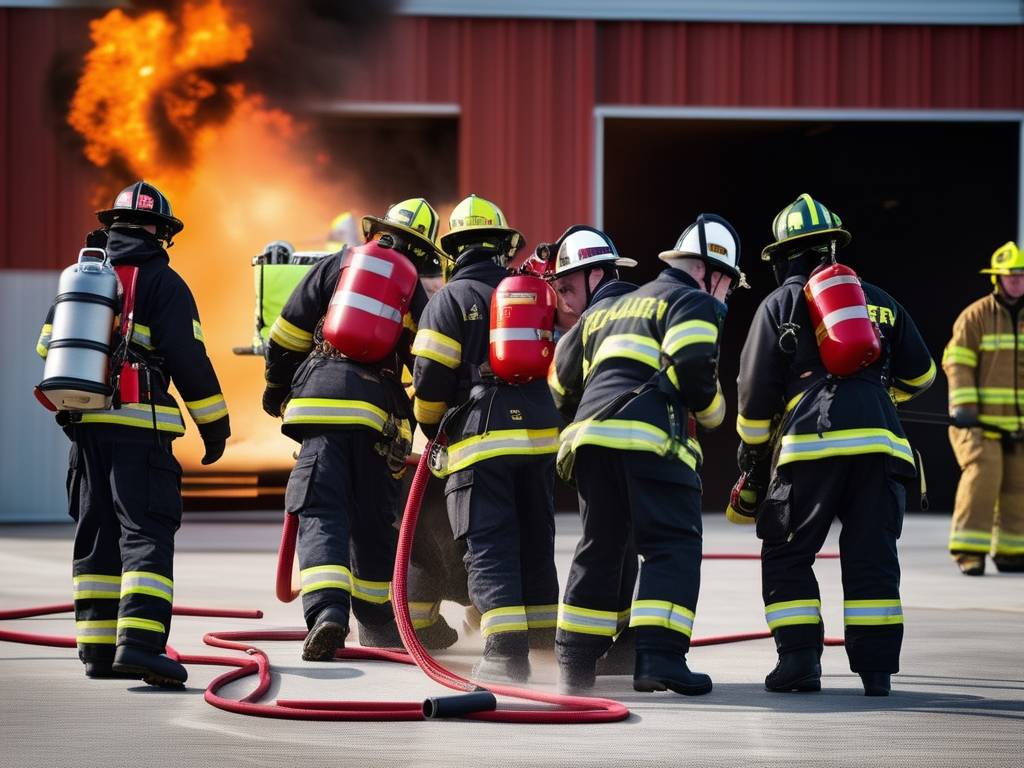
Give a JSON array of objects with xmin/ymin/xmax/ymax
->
[{"xmin": 943, "ymin": 241, "xmax": 1024, "ymax": 576}]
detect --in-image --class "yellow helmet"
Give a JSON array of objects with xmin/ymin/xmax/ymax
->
[
  {"xmin": 361, "ymin": 198, "xmax": 446, "ymax": 264},
  {"xmin": 326, "ymin": 211, "xmax": 361, "ymax": 251},
  {"xmin": 980, "ymin": 241, "xmax": 1024, "ymax": 284},
  {"xmin": 440, "ymin": 194, "xmax": 525, "ymax": 264}
]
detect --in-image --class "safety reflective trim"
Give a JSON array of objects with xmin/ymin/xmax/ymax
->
[
  {"xmin": 696, "ymin": 387, "xmax": 725, "ymax": 429},
  {"xmin": 557, "ymin": 603, "xmax": 620, "ymax": 637},
  {"xmin": 979, "ymin": 334, "xmax": 1022, "ymax": 351},
  {"xmin": 444, "ymin": 428, "xmax": 560, "ymax": 474},
  {"xmin": 283, "ymin": 398, "xmax": 387, "ymax": 432},
  {"xmin": 628, "ymin": 599, "xmax": 695, "ymax": 638},
  {"xmin": 765, "ymin": 599, "xmax": 821, "ymax": 630},
  {"xmin": 411, "ymin": 329, "xmax": 462, "ymax": 369},
  {"xmin": 330, "ymin": 289, "xmax": 402, "ymax": 324},
  {"xmin": 73, "ymin": 573, "xmax": 122, "ymax": 601},
  {"xmin": 185, "ymin": 393, "xmax": 228, "ymax": 424},
  {"xmin": 131, "ymin": 323, "xmax": 154, "ymax": 350},
  {"xmin": 843, "ymin": 599, "xmax": 903, "ymax": 626},
  {"xmin": 777, "ymin": 428, "xmax": 914, "ymax": 467},
  {"xmin": 269, "ymin": 316, "xmax": 314, "ymax": 353},
  {"xmin": 979, "ymin": 413, "xmax": 1023, "ymax": 429},
  {"xmin": 948, "ymin": 387, "xmax": 979, "ymax": 406},
  {"xmin": 490, "ymin": 327, "xmax": 551, "ymax": 343},
  {"xmin": 480, "ymin": 606, "xmax": 529, "ymax": 637},
  {"xmin": 977, "ymin": 387, "xmax": 1019, "ymax": 405},
  {"xmin": 588, "ymin": 334, "xmax": 661, "ymax": 378},
  {"xmin": 121, "ymin": 571, "xmax": 174, "ymax": 603},
  {"xmin": 525, "ymin": 604, "xmax": 559, "ymax": 629},
  {"xmin": 994, "ymin": 531, "xmax": 1024, "ymax": 555},
  {"xmin": 192, "ymin": 319, "xmax": 205, "ymax": 343},
  {"xmin": 351, "ymin": 575, "xmax": 392, "ymax": 605},
  {"xmin": 942, "ymin": 345, "xmax": 977, "ymax": 367},
  {"xmin": 75, "ymin": 620, "xmax": 117, "ymax": 645},
  {"xmin": 547, "ymin": 364, "xmax": 566, "ymax": 396},
  {"xmin": 300, "ymin": 564, "xmax": 353, "ymax": 596},
  {"xmin": 562, "ymin": 419, "xmax": 699, "ymax": 471},
  {"xmin": 662, "ymin": 320, "xmax": 718, "ymax": 357},
  {"xmin": 409, "ymin": 601, "xmax": 441, "ymax": 629},
  {"xmin": 949, "ymin": 529, "xmax": 993, "ymax": 553},
  {"xmin": 737, "ymin": 414, "xmax": 772, "ymax": 445},
  {"xmin": 351, "ymin": 252, "xmax": 395, "ymax": 278},
  {"xmin": 820, "ymin": 305, "xmax": 870, "ymax": 331},
  {"xmin": 117, "ymin": 616, "xmax": 167, "ymax": 635},
  {"xmin": 413, "ymin": 397, "xmax": 448, "ymax": 425},
  {"xmin": 897, "ymin": 359, "xmax": 936, "ymax": 390},
  {"xmin": 807, "ymin": 273, "xmax": 860, "ymax": 298},
  {"xmin": 79, "ymin": 403, "xmax": 186, "ymax": 434},
  {"xmin": 37, "ymin": 323, "xmax": 53, "ymax": 358}
]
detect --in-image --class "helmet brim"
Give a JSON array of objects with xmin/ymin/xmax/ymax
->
[
  {"xmin": 760, "ymin": 228, "xmax": 850, "ymax": 261},
  {"xmin": 980, "ymin": 267, "xmax": 1024, "ymax": 275},
  {"xmin": 96, "ymin": 207, "xmax": 184, "ymax": 235},
  {"xmin": 361, "ymin": 215, "xmax": 445, "ymax": 261},
  {"xmin": 440, "ymin": 226, "xmax": 526, "ymax": 257}
]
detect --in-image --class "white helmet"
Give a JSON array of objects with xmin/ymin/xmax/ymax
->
[
  {"xmin": 551, "ymin": 225, "xmax": 636, "ymax": 278},
  {"xmin": 659, "ymin": 213, "xmax": 747, "ymax": 287}
]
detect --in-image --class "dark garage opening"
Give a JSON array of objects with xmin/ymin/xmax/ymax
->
[{"xmin": 602, "ymin": 118, "xmax": 1020, "ymax": 513}]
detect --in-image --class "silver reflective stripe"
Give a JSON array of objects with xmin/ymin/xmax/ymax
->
[
  {"xmin": 188, "ymin": 401, "xmax": 226, "ymax": 421},
  {"xmin": 132, "ymin": 327, "xmax": 152, "ymax": 348},
  {"xmin": 767, "ymin": 606, "xmax": 819, "ymax": 622},
  {"xmin": 578, "ymin": 423, "xmax": 664, "ymax": 450},
  {"xmin": 808, "ymin": 274, "xmax": 860, "ymax": 298},
  {"xmin": 330, "ymin": 290, "xmax": 402, "ymax": 324},
  {"xmin": 73, "ymin": 580, "xmax": 121, "ymax": 598},
  {"xmin": 301, "ymin": 569, "xmax": 353, "ymax": 592},
  {"xmin": 630, "ymin": 605, "xmax": 694, "ymax": 631},
  {"xmin": 482, "ymin": 613, "xmax": 528, "ymax": 630},
  {"xmin": 525, "ymin": 606, "xmax": 558, "ymax": 625},
  {"xmin": 121, "ymin": 574, "xmax": 173, "ymax": 601},
  {"xmin": 782, "ymin": 434, "xmax": 913, "ymax": 462},
  {"xmin": 592, "ymin": 335, "xmax": 660, "ymax": 367},
  {"xmin": 284, "ymin": 406, "xmax": 386, "ymax": 429},
  {"xmin": 490, "ymin": 327, "xmax": 546, "ymax": 342},
  {"xmin": 820, "ymin": 305, "xmax": 869, "ymax": 330},
  {"xmin": 844, "ymin": 606, "xmax": 902, "ymax": 619},
  {"xmin": 76, "ymin": 625, "xmax": 116, "ymax": 639},
  {"xmin": 352, "ymin": 580, "xmax": 391, "ymax": 602},
  {"xmin": 448, "ymin": 432, "xmax": 560, "ymax": 465},
  {"xmin": 351, "ymin": 253, "xmax": 395, "ymax": 278},
  {"xmin": 558, "ymin": 608, "xmax": 619, "ymax": 631}
]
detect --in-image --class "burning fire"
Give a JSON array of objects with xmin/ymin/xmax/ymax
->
[{"xmin": 68, "ymin": 1, "xmax": 371, "ymax": 474}]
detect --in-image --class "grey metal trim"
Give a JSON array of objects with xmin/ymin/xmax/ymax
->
[
  {"xmin": 305, "ymin": 101, "xmax": 461, "ymax": 117},
  {"xmin": 398, "ymin": 0, "xmax": 1024, "ymax": 26}
]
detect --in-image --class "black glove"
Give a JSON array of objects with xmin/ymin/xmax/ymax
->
[
  {"xmin": 420, "ymin": 420, "xmax": 440, "ymax": 440},
  {"xmin": 201, "ymin": 439, "xmax": 226, "ymax": 466},
  {"xmin": 951, "ymin": 406, "xmax": 980, "ymax": 429},
  {"xmin": 262, "ymin": 385, "xmax": 288, "ymax": 418}
]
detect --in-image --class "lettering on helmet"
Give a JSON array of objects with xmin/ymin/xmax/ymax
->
[
  {"xmin": 578, "ymin": 246, "xmax": 613, "ymax": 260},
  {"xmin": 787, "ymin": 211, "xmax": 805, "ymax": 231},
  {"xmin": 394, "ymin": 208, "xmax": 414, "ymax": 225},
  {"xmin": 115, "ymin": 190, "xmax": 133, "ymax": 208},
  {"xmin": 137, "ymin": 194, "xmax": 155, "ymax": 211},
  {"xmin": 455, "ymin": 216, "xmax": 494, "ymax": 227},
  {"xmin": 708, "ymin": 243, "xmax": 727, "ymax": 256},
  {"xmin": 995, "ymin": 248, "xmax": 1012, "ymax": 265}
]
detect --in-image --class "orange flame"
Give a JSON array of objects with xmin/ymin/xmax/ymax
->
[{"xmin": 68, "ymin": 1, "xmax": 372, "ymax": 476}]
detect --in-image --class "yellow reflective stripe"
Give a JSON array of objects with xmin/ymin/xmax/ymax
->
[
  {"xmin": 269, "ymin": 316, "xmax": 314, "ymax": 352},
  {"xmin": 785, "ymin": 391, "xmax": 804, "ymax": 414},
  {"xmin": 557, "ymin": 603, "xmax": 621, "ymax": 636},
  {"xmin": 481, "ymin": 606, "xmax": 529, "ymax": 637},
  {"xmin": 778, "ymin": 428, "xmax": 914, "ymax": 466},
  {"xmin": 121, "ymin": 571, "xmax": 173, "ymax": 603},
  {"xmin": 73, "ymin": 573, "xmax": 122, "ymax": 601},
  {"xmin": 994, "ymin": 530, "xmax": 1024, "ymax": 555},
  {"xmin": 737, "ymin": 414, "xmax": 772, "ymax": 445},
  {"xmin": 547, "ymin": 364, "xmax": 566, "ymax": 396},
  {"xmin": 185, "ymin": 393, "xmax": 228, "ymax": 424},
  {"xmin": 445, "ymin": 428, "xmax": 560, "ymax": 474},
  {"xmin": 662, "ymin": 319, "xmax": 718, "ymax": 357},
  {"xmin": 765, "ymin": 599, "xmax": 821, "ymax": 630},
  {"xmin": 801, "ymin": 193, "xmax": 820, "ymax": 225},
  {"xmin": 413, "ymin": 397, "xmax": 448, "ymax": 425},
  {"xmin": 36, "ymin": 323, "xmax": 53, "ymax": 358},
  {"xmin": 562, "ymin": 418, "xmax": 699, "ymax": 471},
  {"xmin": 192, "ymin": 319, "xmax": 205, "ymax": 343},
  {"xmin": 949, "ymin": 528, "xmax": 992, "ymax": 553},
  {"xmin": 79, "ymin": 403, "xmax": 186, "ymax": 434},
  {"xmin": 131, "ymin": 323, "xmax": 154, "ymax": 350},
  {"xmin": 283, "ymin": 398, "xmax": 388, "ymax": 431},
  {"xmin": 75, "ymin": 619, "xmax": 118, "ymax": 645},
  {"xmin": 300, "ymin": 564, "xmax": 353, "ymax": 595},
  {"xmin": 942, "ymin": 345, "xmax": 977, "ymax": 367},
  {"xmin": 977, "ymin": 387, "xmax": 1019, "ymax": 405},
  {"xmin": 117, "ymin": 616, "xmax": 166, "ymax": 634},
  {"xmin": 351, "ymin": 575, "xmax": 391, "ymax": 605},
  {"xmin": 588, "ymin": 334, "xmax": 661, "ymax": 377},
  {"xmin": 979, "ymin": 334, "xmax": 1020, "ymax": 351},
  {"xmin": 409, "ymin": 600, "xmax": 441, "ymax": 629},
  {"xmin": 696, "ymin": 387, "xmax": 725, "ymax": 429},
  {"xmin": 403, "ymin": 313, "xmax": 418, "ymax": 334},
  {"xmin": 978, "ymin": 413, "xmax": 1023, "ymax": 428},
  {"xmin": 411, "ymin": 329, "xmax": 462, "ymax": 369},
  {"xmin": 525, "ymin": 604, "xmax": 558, "ymax": 629},
  {"xmin": 897, "ymin": 359, "xmax": 936, "ymax": 389},
  {"xmin": 843, "ymin": 599, "xmax": 902, "ymax": 626},
  {"xmin": 628, "ymin": 599, "xmax": 695, "ymax": 637}
]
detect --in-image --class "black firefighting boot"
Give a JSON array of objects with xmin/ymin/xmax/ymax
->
[
  {"xmin": 415, "ymin": 617, "xmax": 459, "ymax": 650},
  {"xmin": 302, "ymin": 605, "xmax": 348, "ymax": 661},
  {"xmin": 111, "ymin": 645, "xmax": 187, "ymax": 688},
  {"xmin": 596, "ymin": 627, "xmax": 636, "ymax": 676},
  {"xmin": 765, "ymin": 648, "xmax": 822, "ymax": 693},
  {"xmin": 558, "ymin": 661, "xmax": 597, "ymax": 694},
  {"xmin": 860, "ymin": 672, "xmax": 892, "ymax": 697},
  {"xmin": 84, "ymin": 659, "xmax": 142, "ymax": 680},
  {"xmin": 472, "ymin": 632, "xmax": 530, "ymax": 683},
  {"xmin": 357, "ymin": 618, "xmax": 404, "ymax": 649},
  {"xmin": 528, "ymin": 626, "xmax": 556, "ymax": 650},
  {"xmin": 633, "ymin": 651, "xmax": 712, "ymax": 696},
  {"xmin": 993, "ymin": 554, "xmax": 1024, "ymax": 573},
  {"xmin": 955, "ymin": 554, "xmax": 986, "ymax": 576}
]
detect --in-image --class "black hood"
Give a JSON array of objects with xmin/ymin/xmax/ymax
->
[{"xmin": 104, "ymin": 226, "xmax": 169, "ymax": 265}]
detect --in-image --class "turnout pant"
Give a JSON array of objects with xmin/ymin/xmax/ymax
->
[
  {"xmin": 444, "ymin": 454, "xmax": 559, "ymax": 643},
  {"xmin": 557, "ymin": 446, "xmax": 702, "ymax": 665},
  {"xmin": 948, "ymin": 428, "xmax": 1024, "ymax": 558},
  {"xmin": 759, "ymin": 454, "xmax": 906, "ymax": 674},
  {"xmin": 287, "ymin": 430, "xmax": 401, "ymax": 630},
  {"xmin": 68, "ymin": 426, "xmax": 182, "ymax": 665}
]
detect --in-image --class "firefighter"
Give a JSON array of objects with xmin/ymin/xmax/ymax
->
[
  {"xmin": 36, "ymin": 181, "xmax": 230, "ymax": 687},
  {"xmin": 551, "ymin": 217, "xmax": 741, "ymax": 695},
  {"xmin": 943, "ymin": 241, "xmax": 1024, "ymax": 575},
  {"xmin": 734, "ymin": 194, "xmax": 935, "ymax": 697},
  {"xmin": 411, "ymin": 194, "xmax": 561, "ymax": 681},
  {"xmin": 325, "ymin": 211, "xmax": 360, "ymax": 252},
  {"xmin": 262, "ymin": 198, "xmax": 438, "ymax": 661},
  {"xmin": 545, "ymin": 225, "xmax": 639, "ymax": 676}
]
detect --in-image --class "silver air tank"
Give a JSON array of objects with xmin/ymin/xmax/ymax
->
[{"xmin": 38, "ymin": 248, "xmax": 120, "ymax": 411}]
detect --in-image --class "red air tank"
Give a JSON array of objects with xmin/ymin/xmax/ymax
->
[
  {"xmin": 803, "ymin": 262, "xmax": 881, "ymax": 376},
  {"xmin": 322, "ymin": 241, "xmax": 418, "ymax": 362},
  {"xmin": 489, "ymin": 274, "xmax": 557, "ymax": 384}
]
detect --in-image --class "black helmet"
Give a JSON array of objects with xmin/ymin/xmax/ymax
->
[{"xmin": 96, "ymin": 181, "xmax": 184, "ymax": 243}]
